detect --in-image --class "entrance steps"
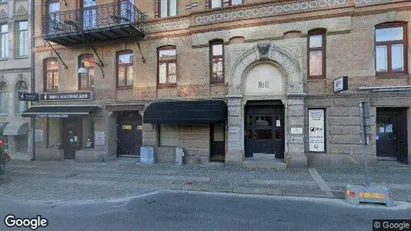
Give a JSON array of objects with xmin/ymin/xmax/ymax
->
[{"xmin": 243, "ymin": 154, "xmax": 286, "ymax": 169}]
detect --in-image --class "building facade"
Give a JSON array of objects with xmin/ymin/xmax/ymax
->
[
  {"xmin": 28, "ymin": 0, "xmax": 411, "ymax": 167},
  {"xmin": 0, "ymin": 0, "xmax": 32, "ymax": 160}
]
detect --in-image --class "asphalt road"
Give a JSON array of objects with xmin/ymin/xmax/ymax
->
[{"xmin": 0, "ymin": 191, "xmax": 410, "ymax": 231}]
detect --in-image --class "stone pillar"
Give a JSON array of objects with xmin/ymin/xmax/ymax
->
[
  {"xmin": 286, "ymin": 93, "xmax": 307, "ymax": 168},
  {"xmin": 225, "ymin": 95, "xmax": 244, "ymax": 165}
]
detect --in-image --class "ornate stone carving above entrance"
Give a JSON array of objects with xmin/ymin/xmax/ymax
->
[
  {"xmin": 228, "ymin": 43, "xmax": 302, "ymax": 96},
  {"xmin": 256, "ymin": 43, "xmax": 271, "ymax": 59}
]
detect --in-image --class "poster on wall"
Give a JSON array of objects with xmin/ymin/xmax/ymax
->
[
  {"xmin": 94, "ymin": 131, "xmax": 105, "ymax": 146},
  {"xmin": 308, "ymin": 109, "xmax": 325, "ymax": 152},
  {"xmin": 35, "ymin": 129, "xmax": 43, "ymax": 143}
]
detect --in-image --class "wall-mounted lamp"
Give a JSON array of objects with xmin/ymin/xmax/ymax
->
[{"xmin": 78, "ymin": 61, "xmax": 106, "ymax": 79}]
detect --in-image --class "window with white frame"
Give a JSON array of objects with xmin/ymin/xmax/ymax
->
[
  {"xmin": 0, "ymin": 24, "xmax": 8, "ymax": 59},
  {"xmin": 15, "ymin": 21, "xmax": 28, "ymax": 57}
]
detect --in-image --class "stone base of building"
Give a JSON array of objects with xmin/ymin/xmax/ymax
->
[{"xmin": 307, "ymin": 154, "xmax": 377, "ymax": 168}]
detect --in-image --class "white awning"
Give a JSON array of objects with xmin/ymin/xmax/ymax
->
[{"xmin": 3, "ymin": 121, "xmax": 29, "ymax": 136}]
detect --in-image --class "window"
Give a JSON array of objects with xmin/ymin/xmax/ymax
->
[
  {"xmin": 82, "ymin": 0, "xmax": 97, "ymax": 29},
  {"xmin": 44, "ymin": 58, "xmax": 59, "ymax": 91},
  {"xmin": 15, "ymin": 81, "xmax": 28, "ymax": 114},
  {"xmin": 375, "ymin": 23, "xmax": 407, "ymax": 74},
  {"xmin": 308, "ymin": 30, "xmax": 326, "ymax": 78},
  {"xmin": 158, "ymin": 46, "xmax": 177, "ymax": 86},
  {"xmin": 159, "ymin": 124, "xmax": 178, "ymax": 146},
  {"xmin": 159, "ymin": 0, "xmax": 177, "ymax": 18},
  {"xmin": 120, "ymin": 0, "xmax": 135, "ymax": 23},
  {"xmin": 210, "ymin": 40, "xmax": 224, "ymax": 83},
  {"xmin": 117, "ymin": 51, "xmax": 134, "ymax": 88},
  {"xmin": 0, "ymin": 24, "xmax": 8, "ymax": 59},
  {"xmin": 79, "ymin": 54, "xmax": 95, "ymax": 89},
  {"xmin": 15, "ymin": 21, "xmax": 28, "ymax": 57},
  {"xmin": 209, "ymin": 0, "xmax": 242, "ymax": 9},
  {"xmin": 0, "ymin": 82, "xmax": 7, "ymax": 114}
]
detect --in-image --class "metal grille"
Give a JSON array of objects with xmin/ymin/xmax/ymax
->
[{"xmin": 42, "ymin": 1, "xmax": 146, "ymax": 37}]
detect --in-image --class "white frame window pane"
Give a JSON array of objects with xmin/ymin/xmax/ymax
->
[
  {"xmin": 159, "ymin": 49, "xmax": 176, "ymax": 60},
  {"xmin": 0, "ymin": 92, "xmax": 7, "ymax": 114},
  {"xmin": 309, "ymin": 50, "xmax": 323, "ymax": 76},
  {"xmin": 309, "ymin": 35, "xmax": 322, "ymax": 48},
  {"xmin": 17, "ymin": 21, "xmax": 28, "ymax": 57},
  {"xmin": 391, "ymin": 44, "xmax": 404, "ymax": 72},
  {"xmin": 168, "ymin": 62, "xmax": 176, "ymax": 83},
  {"xmin": 232, "ymin": 0, "xmax": 242, "ymax": 5},
  {"xmin": 211, "ymin": 0, "xmax": 222, "ymax": 8},
  {"xmin": 212, "ymin": 44, "xmax": 223, "ymax": 56},
  {"xmin": 127, "ymin": 65, "xmax": 134, "ymax": 86},
  {"xmin": 376, "ymin": 45, "xmax": 388, "ymax": 72},
  {"xmin": 376, "ymin": 27, "xmax": 403, "ymax": 42},
  {"xmin": 0, "ymin": 24, "xmax": 8, "ymax": 58},
  {"xmin": 159, "ymin": 63, "xmax": 167, "ymax": 84},
  {"xmin": 170, "ymin": 0, "xmax": 177, "ymax": 17},
  {"xmin": 160, "ymin": 0, "xmax": 168, "ymax": 18}
]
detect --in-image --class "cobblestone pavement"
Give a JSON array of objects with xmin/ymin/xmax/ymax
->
[{"xmin": 0, "ymin": 158, "xmax": 410, "ymax": 203}]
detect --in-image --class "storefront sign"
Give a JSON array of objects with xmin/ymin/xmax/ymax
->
[
  {"xmin": 35, "ymin": 129, "xmax": 43, "ymax": 142},
  {"xmin": 94, "ymin": 131, "xmax": 105, "ymax": 146},
  {"xmin": 333, "ymin": 76, "xmax": 348, "ymax": 92},
  {"xmin": 19, "ymin": 92, "xmax": 39, "ymax": 101},
  {"xmin": 308, "ymin": 109, "xmax": 325, "ymax": 152},
  {"xmin": 290, "ymin": 136, "xmax": 303, "ymax": 143},
  {"xmin": 229, "ymin": 127, "xmax": 240, "ymax": 133},
  {"xmin": 291, "ymin": 127, "xmax": 303, "ymax": 135},
  {"xmin": 40, "ymin": 92, "xmax": 92, "ymax": 101},
  {"xmin": 37, "ymin": 114, "xmax": 69, "ymax": 118}
]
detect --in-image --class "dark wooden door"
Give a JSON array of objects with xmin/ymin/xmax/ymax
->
[
  {"xmin": 377, "ymin": 108, "xmax": 408, "ymax": 163},
  {"xmin": 117, "ymin": 112, "xmax": 142, "ymax": 156},
  {"xmin": 244, "ymin": 103, "xmax": 284, "ymax": 158},
  {"xmin": 62, "ymin": 119, "xmax": 82, "ymax": 160},
  {"xmin": 210, "ymin": 123, "xmax": 225, "ymax": 162}
]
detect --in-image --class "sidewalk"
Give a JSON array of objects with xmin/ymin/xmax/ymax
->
[{"xmin": 0, "ymin": 158, "xmax": 410, "ymax": 203}]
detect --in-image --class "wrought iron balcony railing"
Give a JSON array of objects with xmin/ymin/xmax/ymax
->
[{"xmin": 42, "ymin": 1, "xmax": 146, "ymax": 46}]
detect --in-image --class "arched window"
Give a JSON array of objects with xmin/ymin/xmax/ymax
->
[
  {"xmin": 78, "ymin": 54, "xmax": 95, "ymax": 90},
  {"xmin": 0, "ymin": 82, "xmax": 8, "ymax": 114},
  {"xmin": 15, "ymin": 81, "xmax": 28, "ymax": 114},
  {"xmin": 44, "ymin": 58, "xmax": 59, "ymax": 91}
]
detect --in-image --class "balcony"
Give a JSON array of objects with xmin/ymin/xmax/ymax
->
[{"xmin": 42, "ymin": 1, "xmax": 146, "ymax": 46}]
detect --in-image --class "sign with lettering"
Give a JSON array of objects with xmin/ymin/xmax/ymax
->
[
  {"xmin": 333, "ymin": 76, "xmax": 348, "ymax": 92},
  {"xmin": 19, "ymin": 92, "xmax": 39, "ymax": 101},
  {"xmin": 290, "ymin": 136, "xmax": 303, "ymax": 143},
  {"xmin": 40, "ymin": 92, "xmax": 92, "ymax": 101},
  {"xmin": 94, "ymin": 131, "xmax": 105, "ymax": 146},
  {"xmin": 35, "ymin": 129, "xmax": 43, "ymax": 142},
  {"xmin": 37, "ymin": 114, "xmax": 69, "ymax": 118},
  {"xmin": 291, "ymin": 127, "xmax": 303, "ymax": 135},
  {"xmin": 308, "ymin": 109, "xmax": 325, "ymax": 152}
]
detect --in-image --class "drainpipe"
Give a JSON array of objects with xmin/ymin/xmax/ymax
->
[{"xmin": 30, "ymin": 0, "xmax": 35, "ymax": 161}]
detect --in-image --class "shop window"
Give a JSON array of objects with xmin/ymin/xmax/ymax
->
[
  {"xmin": 116, "ymin": 50, "xmax": 134, "ymax": 88},
  {"xmin": 0, "ymin": 82, "xmax": 8, "ymax": 114},
  {"xmin": 375, "ymin": 22, "xmax": 407, "ymax": 74},
  {"xmin": 308, "ymin": 29, "xmax": 326, "ymax": 78},
  {"xmin": 159, "ymin": 0, "xmax": 177, "ymax": 18},
  {"xmin": 210, "ymin": 40, "xmax": 224, "ymax": 83},
  {"xmin": 159, "ymin": 124, "xmax": 178, "ymax": 146},
  {"xmin": 48, "ymin": 119, "xmax": 62, "ymax": 148},
  {"xmin": 158, "ymin": 46, "xmax": 177, "ymax": 86},
  {"xmin": 15, "ymin": 81, "xmax": 28, "ymax": 114},
  {"xmin": 44, "ymin": 58, "xmax": 59, "ymax": 91},
  {"xmin": 78, "ymin": 54, "xmax": 95, "ymax": 90}
]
